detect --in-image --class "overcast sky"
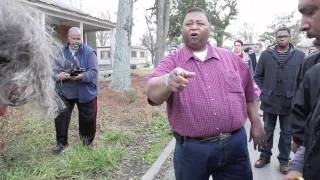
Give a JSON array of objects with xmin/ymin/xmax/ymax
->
[{"xmin": 79, "ymin": 0, "xmax": 300, "ymax": 45}]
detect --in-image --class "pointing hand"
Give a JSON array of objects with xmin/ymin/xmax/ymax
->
[{"xmin": 165, "ymin": 67, "xmax": 196, "ymax": 92}]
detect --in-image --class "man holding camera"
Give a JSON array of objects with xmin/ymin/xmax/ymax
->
[{"xmin": 53, "ymin": 27, "xmax": 99, "ymax": 154}]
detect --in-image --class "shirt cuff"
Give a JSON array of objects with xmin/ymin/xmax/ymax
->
[{"xmin": 288, "ymin": 146, "xmax": 305, "ymax": 172}]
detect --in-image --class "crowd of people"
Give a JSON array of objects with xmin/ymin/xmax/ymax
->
[{"xmin": 2, "ymin": 0, "xmax": 320, "ymax": 179}]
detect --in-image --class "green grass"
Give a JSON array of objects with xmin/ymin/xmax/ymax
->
[
  {"xmin": 141, "ymin": 115, "xmax": 172, "ymax": 164},
  {"xmin": 0, "ymin": 100, "xmax": 172, "ymax": 179},
  {"xmin": 0, "ymin": 116, "xmax": 135, "ymax": 180}
]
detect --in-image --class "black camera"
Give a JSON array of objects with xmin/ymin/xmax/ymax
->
[{"xmin": 69, "ymin": 68, "xmax": 86, "ymax": 76}]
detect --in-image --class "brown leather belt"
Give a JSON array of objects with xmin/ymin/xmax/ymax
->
[{"xmin": 173, "ymin": 129, "xmax": 240, "ymax": 143}]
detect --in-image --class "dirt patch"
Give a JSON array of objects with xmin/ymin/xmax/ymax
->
[{"xmin": 97, "ymin": 73, "xmax": 167, "ymax": 179}]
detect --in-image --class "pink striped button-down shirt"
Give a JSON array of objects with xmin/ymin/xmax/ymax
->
[{"xmin": 147, "ymin": 43, "xmax": 259, "ymax": 137}]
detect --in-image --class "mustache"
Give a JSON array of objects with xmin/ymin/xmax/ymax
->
[{"xmin": 71, "ymin": 44, "xmax": 80, "ymax": 50}]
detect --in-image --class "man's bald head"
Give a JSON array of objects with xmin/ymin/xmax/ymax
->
[
  {"xmin": 67, "ymin": 27, "xmax": 82, "ymax": 51},
  {"xmin": 68, "ymin": 27, "xmax": 81, "ymax": 37}
]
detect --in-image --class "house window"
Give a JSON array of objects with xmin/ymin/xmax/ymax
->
[
  {"xmin": 131, "ymin": 51, "xmax": 137, "ymax": 58},
  {"xmin": 100, "ymin": 50, "xmax": 109, "ymax": 59},
  {"xmin": 140, "ymin": 51, "xmax": 145, "ymax": 58},
  {"xmin": 108, "ymin": 51, "xmax": 111, "ymax": 58}
]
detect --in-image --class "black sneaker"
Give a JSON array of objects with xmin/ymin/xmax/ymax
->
[{"xmin": 52, "ymin": 144, "xmax": 67, "ymax": 154}]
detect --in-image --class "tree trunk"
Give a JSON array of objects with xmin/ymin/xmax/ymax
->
[
  {"xmin": 154, "ymin": 0, "xmax": 170, "ymax": 67},
  {"xmin": 214, "ymin": 30, "xmax": 224, "ymax": 47},
  {"xmin": 110, "ymin": 28, "xmax": 116, "ymax": 68},
  {"xmin": 109, "ymin": 0, "xmax": 133, "ymax": 91}
]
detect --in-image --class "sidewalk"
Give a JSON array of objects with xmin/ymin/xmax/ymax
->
[{"xmin": 142, "ymin": 120, "xmax": 292, "ymax": 180}]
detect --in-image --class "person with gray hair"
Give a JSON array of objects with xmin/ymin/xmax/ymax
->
[{"xmin": 0, "ymin": 0, "xmax": 62, "ymax": 118}]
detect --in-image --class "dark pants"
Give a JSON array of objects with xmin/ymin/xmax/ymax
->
[
  {"xmin": 54, "ymin": 96, "xmax": 97, "ymax": 146},
  {"xmin": 260, "ymin": 112, "xmax": 291, "ymax": 163},
  {"xmin": 174, "ymin": 127, "xmax": 252, "ymax": 180}
]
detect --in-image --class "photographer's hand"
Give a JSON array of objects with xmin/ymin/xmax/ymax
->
[
  {"xmin": 70, "ymin": 73, "xmax": 83, "ymax": 81},
  {"xmin": 57, "ymin": 72, "xmax": 70, "ymax": 81}
]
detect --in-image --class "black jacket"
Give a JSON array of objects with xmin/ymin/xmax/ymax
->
[
  {"xmin": 249, "ymin": 53, "xmax": 258, "ymax": 71},
  {"xmin": 291, "ymin": 52, "xmax": 320, "ymax": 146},
  {"xmin": 299, "ymin": 64, "xmax": 320, "ymax": 180},
  {"xmin": 254, "ymin": 45, "xmax": 305, "ymax": 114}
]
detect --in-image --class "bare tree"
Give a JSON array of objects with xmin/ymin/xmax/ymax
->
[
  {"xmin": 96, "ymin": 11, "xmax": 112, "ymax": 46},
  {"xmin": 96, "ymin": 30, "xmax": 111, "ymax": 46},
  {"xmin": 154, "ymin": 0, "xmax": 170, "ymax": 67},
  {"xmin": 141, "ymin": 13, "xmax": 156, "ymax": 64},
  {"xmin": 109, "ymin": 0, "xmax": 133, "ymax": 91},
  {"xmin": 237, "ymin": 22, "xmax": 255, "ymax": 44}
]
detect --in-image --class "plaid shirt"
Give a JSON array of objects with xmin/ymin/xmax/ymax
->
[{"xmin": 147, "ymin": 43, "xmax": 259, "ymax": 137}]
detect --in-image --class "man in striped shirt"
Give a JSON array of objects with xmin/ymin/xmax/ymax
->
[{"xmin": 254, "ymin": 27, "xmax": 305, "ymax": 174}]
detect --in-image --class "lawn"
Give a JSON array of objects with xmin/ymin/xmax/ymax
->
[{"xmin": 0, "ymin": 70, "xmax": 172, "ymax": 179}]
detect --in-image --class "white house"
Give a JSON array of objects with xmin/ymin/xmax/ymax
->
[{"xmin": 97, "ymin": 45, "xmax": 151, "ymax": 70}]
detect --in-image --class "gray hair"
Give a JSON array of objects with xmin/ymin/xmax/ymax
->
[{"xmin": 0, "ymin": 0, "xmax": 63, "ymax": 119}]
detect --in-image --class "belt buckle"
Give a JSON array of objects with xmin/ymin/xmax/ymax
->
[
  {"xmin": 219, "ymin": 133, "xmax": 231, "ymax": 139},
  {"xmin": 199, "ymin": 133, "xmax": 231, "ymax": 142}
]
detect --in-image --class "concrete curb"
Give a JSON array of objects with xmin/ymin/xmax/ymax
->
[{"xmin": 141, "ymin": 138, "xmax": 176, "ymax": 180}]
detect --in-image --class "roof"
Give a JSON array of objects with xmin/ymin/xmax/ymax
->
[
  {"xmin": 21, "ymin": 0, "xmax": 116, "ymax": 31},
  {"xmin": 97, "ymin": 45, "xmax": 148, "ymax": 51}
]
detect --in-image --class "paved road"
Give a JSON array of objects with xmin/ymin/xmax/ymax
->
[{"xmin": 161, "ymin": 120, "xmax": 292, "ymax": 180}]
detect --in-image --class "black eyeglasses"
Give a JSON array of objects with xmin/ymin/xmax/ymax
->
[{"xmin": 276, "ymin": 35, "xmax": 290, "ymax": 39}]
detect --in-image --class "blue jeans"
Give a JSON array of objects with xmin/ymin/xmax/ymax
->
[
  {"xmin": 174, "ymin": 127, "xmax": 252, "ymax": 180},
  {"xmin": 259, "ymin": 112, "xmax": 291, "ymax": 163}
]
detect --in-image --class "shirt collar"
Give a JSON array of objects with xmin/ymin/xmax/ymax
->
[{"xmin": 181, "ymin": 42, "xmax": 221, "ymax": 62}]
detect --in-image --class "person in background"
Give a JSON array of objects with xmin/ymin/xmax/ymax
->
[
  {"xmin": 0, "ymin": 0, "xmax": 61, "ymax": 118},
  {"xmin": 233, "ymin": 39, "xmax": 246, "ymax": 60},
  {"xmin": 244, "ymin": 47, "xmax": 253, "ymax": 55},
  {"xmin": 254, "ymin": 27, "xmax": 305, "ymax": 175},
  {"xmin": 285, "ymin": 0, "xmax": 320, "ymax": 179},
  {"xmin": 52, "ymin": 27, "xmax": 99, "ymax": 154},
  {"xmin": 250, "ymin": 43, "xmax": 263, "ymax": 72},
  {"xmin": 145, "ymin": 7, "xmax": 266, "ymax": 180},
  {"xmin": 290, "ymin": 50, "xmax": 320, "ymax": 155},
  {"xmin": 233, "ymin": 39, "xmax": 254, "ymax": 73}
]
